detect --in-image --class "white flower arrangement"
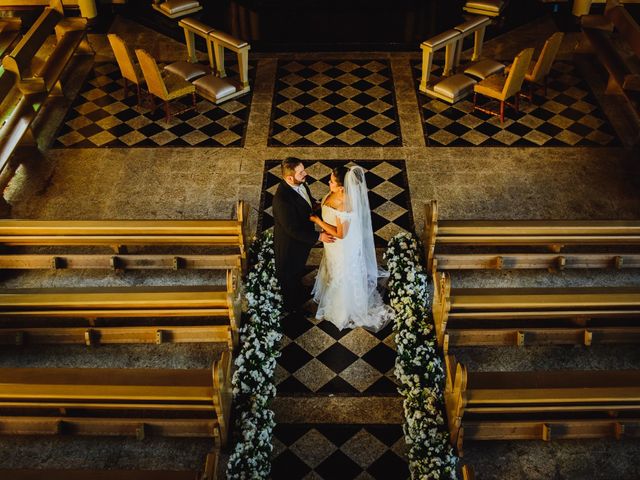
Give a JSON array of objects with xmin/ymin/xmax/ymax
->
[
  {"xmin": 384, "ymin": 232, "xmax": 459, "ymax": 480},
  {"xmin": 227, "ymin": 229, "xmax": 283, "ymax": 479}
]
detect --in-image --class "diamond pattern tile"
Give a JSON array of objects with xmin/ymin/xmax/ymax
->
[
  {"xmin": 258, "ymin": 160, "xmax": 413, "ymax": 248},
  {"xmin": 272, "ymin": 425, "xmax": 408, "ymax": 479},
  {"xmin": 269, "ymin": 60, "xmax": 402, "ymax": 146},
  {"xmin": 412, "ymin": 60, "xmax": 620, "ymax": 147},
  {"xmin": 54, "ymin": 62, "xmax": 255, "ymax": 148}
]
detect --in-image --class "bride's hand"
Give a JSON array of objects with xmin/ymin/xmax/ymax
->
[{"xmin": 309, "ymin": 214, "xmax": 319, "ymax": 223}]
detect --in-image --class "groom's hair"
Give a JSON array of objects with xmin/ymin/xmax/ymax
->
[{"xmin": 281, "ymin": 157, "xmax": 303, "ymax": 178}]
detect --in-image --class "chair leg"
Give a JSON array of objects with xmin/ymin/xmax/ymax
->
[
  {"xmin": 164, "ymin": 101, "xmax": 171, "ymax": 123},
  {"xmin": 544, "ymin": 76, "xmax": 548, "ymax": 97},
  {"xmin": 192, "ymin": 92, "xmax": 196, "ymax": 108},
  {"xmin": 136, "ymin": 84, "xmax": 142, "ymax": 107},
  {"xmin": 500, "ymin": 101, "xmax": 504, "ymax": 123},
  {"xmin": 514, "ymin": 93, "xmax": 519, "ymax": 113},
  {"xmin": 123, "ymin": 78, "xmax": 128, "ymax": 98},
  {"xmin": 473, "ymin": 92, "xmax": 477, "ymax": 112}
]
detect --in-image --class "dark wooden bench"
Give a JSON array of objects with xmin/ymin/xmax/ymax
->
[
  {"xmin": 424, "ymin": 200, "xmax": 640, "ymax": 274},
  {"xmin": 0, "ymin": 352, "xmax": 232, "ymax": 446},
  {"xmin": 0, "ymin": 270, "xmax": 240, "ymax": 347},
  {"xmin": 433, "ymin": 271, "xmax": 640, "ymax": 351},
  {"xmin": 444, "ymin": 355, "xmax": 640, "ymax": 456},
  {"xmin": 0, "ymin": 17, "xmax": 21, "ymax": 58},
  {"xmin": 0, "ymin": 200, "xmax": 248, "ymax": 271},
  {"xmin": 582, "ymin": 2, "xmax": 640, "ymax": 96}
]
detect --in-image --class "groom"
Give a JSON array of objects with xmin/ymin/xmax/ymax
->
[{"xmin": 273, "ymin": 157, "xmax": 334, "ymax": 314}]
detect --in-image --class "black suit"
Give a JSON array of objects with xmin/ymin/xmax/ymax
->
[{"xmin": 272, "ymin": 180, "xmax": 317, "ymax": 311}]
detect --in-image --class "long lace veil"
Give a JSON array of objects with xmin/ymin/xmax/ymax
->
[{"xmin": 343, "ymin": 167, "xmax": 389, "ymax": 306}]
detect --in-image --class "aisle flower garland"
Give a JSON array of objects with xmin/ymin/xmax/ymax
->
[
  {"xmin": 384, "ymin": 232, "xmax": 458, "ymax": 480},
  {"xmin": 227, "ymin": 230, "xmax": 283, "ymax": 479}
]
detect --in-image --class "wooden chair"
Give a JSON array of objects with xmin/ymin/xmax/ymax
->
[
  {"xmin": 444, "ymin": 355, "xmax": 640, "ymax": 456},
  {"xmin": 505, "ymin": 32, "xmax": 564, "ymax": 101},
  {"xmin": 0, "ymin": 351, "xmax": 232, "ymax": 446},
  {"xmin": 463, "ymin": 0, "xmax": 506, "ymax": 17},
  {"xmin": 423, "ymin": 200, "xmax": 640, "ymax": 274},
  {"xmin": 432, "ymin": 271, "xmax": 640, "ymax": 351},
  {"xmin": 135, "ymin": 48, "xmax": 196, "ymax": 122},
  {"xmin": 473, "ymin": 47, "xmax": 534, "ymax": 123},
  {"xmin": 0, "ymin": 270, "xmax": 240, "ymax": 347},
  {"xmin": 107, "ymin": 33, "xmax": 146, "ymax": 106}
]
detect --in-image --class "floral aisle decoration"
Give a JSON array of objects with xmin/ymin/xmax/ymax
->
[
  {"xmin": 384, "ymin": 232, "xmax": 458, "ymax": 479},
  {"xmin": 227, "ymin": 229, "xmax": 283, "ymax": 479}
]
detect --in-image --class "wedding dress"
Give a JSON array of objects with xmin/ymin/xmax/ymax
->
[{"xmin": 312, "ymin": 167, "xmax": 394, "ymax": 332}]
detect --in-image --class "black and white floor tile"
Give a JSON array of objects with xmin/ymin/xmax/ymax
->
[
  {"xmin": 269, "ymin": 60, "xmax": 402, "ymax": 147},
  {"xmin": 258, "ymin": 160, "xmax": 414, "ymax": 248},
  {"xmin": 54, "ymin": 62, "xmax": 254, "ymax": 148},
  {"xmin": 412, "ymin": 60, "xmax": 620, "ymax": 147},
  {"xmin": 276, "ymin": 305, "xmax": 398, "ymax": 395},
  {"xmin": 271, "ymin": 424, "xmax": 408, "ymax": 479}
]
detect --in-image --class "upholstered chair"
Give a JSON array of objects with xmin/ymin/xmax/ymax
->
[
  {"xmin": 473, "ymin": 47, "xmax": 534, "ymax": 123},
  {"xmin": 107, "ymin": 33, "xmax": 145, "ymax": 105},
  {"xmin": 151, "ymin": 0, "xmax": 202, "ymax": 19},
  {"xmin": 506, "ymin": 32, "xmax": 564, "ymax": 101},
  {"xmin": 135, "ymin": 48, "xmax": 196, "ymax": 122}
]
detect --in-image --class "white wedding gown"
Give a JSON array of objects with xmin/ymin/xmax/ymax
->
[{"xmin": 312, "ymin": 196, "xmax": 394, "ymax": 332}]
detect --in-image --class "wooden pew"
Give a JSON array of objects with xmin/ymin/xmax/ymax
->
[
  {"xmin": 432, "ymin": 271, "xmax": 640, "ymax": 351},
  {"xmin": 424, "ymin": 200, "xmax": 640, "ymax": 274},
  {"xmin": 0, "ymin": 17, "xmax": 21, "ymax": 58},
  {"xmin": 0, "ymin": 200, "xmax": 248, "ymax": 271},
  {"xmin": 0, "ymin": 271, "xmax": 240, "ymax": 347},
  {"xmin": 2, "ymin": 0, "xmax": 92, "ymax": 95},
  {"xmin": 0, "ymin": 351, "xmax": 232, "ymax": 446},
  {"xmin": 581, "ymin": 2, "xmax": 640, "ymax": 98},
  {"xmin": 444, "ymin": 355, "xmax": 640, "ymax": 455}
]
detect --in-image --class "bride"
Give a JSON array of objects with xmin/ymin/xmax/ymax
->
[{"xmin": 309, "ymin": 165, "xmax": 394, "ymax": 332}]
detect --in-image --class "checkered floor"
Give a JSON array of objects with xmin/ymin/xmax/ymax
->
[
  {"xmin": 412, "ymin": 60, "xmax": 620, "ymax": 147},
  {"xmin": 276, "ymin": 308, "xmax": 397, "ymax": 395},
  {"xmin": 54, "ymin": 62, "xmax": 254, "ymax": 148},
  {"xmin": 268, "ymin": 60, "xmax": 402, "ymax": 147},
  {"xmin": 258, "ymin": 160, "xmax": 414, "ymax": 248},
  {"xmin": 271, "ymin": 424, "xmax": 408, "ymax": 479}
]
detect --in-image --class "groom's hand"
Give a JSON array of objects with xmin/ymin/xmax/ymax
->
[{"xmin": 319, "ymin": 232, "xmax": 335, "ymax": 243}]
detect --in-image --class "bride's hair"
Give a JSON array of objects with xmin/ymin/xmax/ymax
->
[{"xmin": 332, "ymin": 166, "xmax": 349, "ymax": 187}]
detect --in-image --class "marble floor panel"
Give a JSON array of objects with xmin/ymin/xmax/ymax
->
[
  {"xmin": 412, "ymin": 60, "xmax": 620, "ymax": 147},
  {"xmin": 54, "ymin": 62, "xmax": 255, "ymax": 148},
  {"xmin": 258, "ymin": 160, "xmax": 414, "ymax": 247},
  {"xmin": 268, "ymin": 59, "xmax": 402, "ymax": 147},
  {"xmin": 271, "ymin": 424, "xmax": 408, "ymax": 479},
  {"xmin": 276, "ymin": 307, "xmax": 397, "ymax": 395}
]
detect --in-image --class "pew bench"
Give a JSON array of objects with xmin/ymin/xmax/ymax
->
[
  {"xmin": 581, "ymin": 4, "xmax": 640, "ymax": 97},
  {"xmin": 0, "ymin": 17, "xmax": 21, "ymax": 58},
  {"xmin": 432, "ymin": 271, "xmax": 640, "ymax": 351},
  {"xmin": 0, "ymin": 271, "xmax": 240, "ymax": 347},
  {"xmin": 444, "ymin": 355, "xmax": 640, "ymax": 455},
  {"xmin": 0, "ymin": 200, "xmax": 248, "ymax": 271},
  {"xmin": 1, "ymin": 0, "xmax": 92, "ymax": 95},
  {"xmin": 0, "ymin": 352, "xmax": 232, "ymax": 446},
  {"xmin": 424, "ymin": 200, "xmax": 640, "ymax": 273}
]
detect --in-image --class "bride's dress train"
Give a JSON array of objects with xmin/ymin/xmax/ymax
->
[{"xmin": 312, "ymin": 168, "xmax": 394, "ymax": 332}]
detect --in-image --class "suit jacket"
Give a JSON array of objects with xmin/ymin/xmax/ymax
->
[{"xmin": 272, "ymin": 180, "xmax": 317, "ymax": 276}]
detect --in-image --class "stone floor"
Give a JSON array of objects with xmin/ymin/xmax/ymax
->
[{"xmin": 1, "ymin": 11, "xmax": 640, "ymax": 480}]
